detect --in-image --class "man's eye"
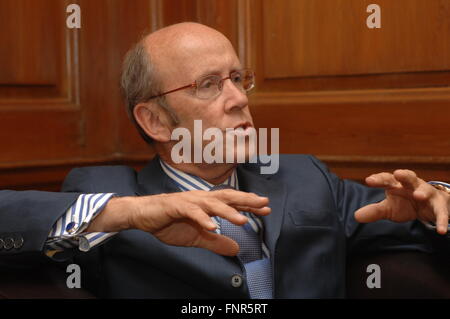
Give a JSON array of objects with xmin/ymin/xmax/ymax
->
[
  {"xmin": 232, "ymin": 74, "xmax": 242, "ymax": 83},
  {"xmin": 199, "ymin": 80, "xmax": 214, "ymax": 89}
]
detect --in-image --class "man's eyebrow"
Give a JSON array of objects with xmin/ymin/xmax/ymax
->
[
  {"xmin": 195, "ymin": 69, "xmax": 222, "ymax": 79},
  {"xmin": 195, "ymin": 67, "xmax": 242, "ymax": 79},
  {"xmin": 197, "ymin": 70, "xmax": 219, "ymax": 78}
]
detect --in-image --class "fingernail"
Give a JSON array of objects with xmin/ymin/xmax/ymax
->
[{"xmin": 366, "ymin": 177, "xmax": 375, "ymax": 183}]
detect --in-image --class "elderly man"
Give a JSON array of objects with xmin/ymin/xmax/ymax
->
[{"xmin": 1, "ymin": 22, "xmax": 450, "ymax": 298}]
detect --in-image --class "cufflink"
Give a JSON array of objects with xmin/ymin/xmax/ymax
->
[{"xmin": 66, "ymin": 222, "xmax": 79, "ymax": 234}]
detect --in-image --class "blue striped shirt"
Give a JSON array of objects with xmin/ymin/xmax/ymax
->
[{"xmin": 45, "ymin": 193, "xmax": 115, "ymax": 257}]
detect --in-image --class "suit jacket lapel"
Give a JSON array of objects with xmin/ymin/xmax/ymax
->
[{"xmin": 136, "ymin": 157, "xmax": 180, "ymax": 196}]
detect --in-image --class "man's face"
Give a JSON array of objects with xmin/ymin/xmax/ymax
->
[{"xmin": 155, "ymin": 31, "xmax": 255, "ymax": 163}]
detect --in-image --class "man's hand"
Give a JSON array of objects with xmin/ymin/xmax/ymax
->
[
  {"xmin": 355, "ymin": 170, "xmax": 450, "ymax": 235},
  {"xmin": 86, "ymin": 189, "xmax": 271, "ymax": 256}
]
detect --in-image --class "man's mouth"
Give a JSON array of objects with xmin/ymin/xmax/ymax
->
[
  {"xmin": 229, "ymin": 122, "xmax": 254, "ymax": 136},
  {"xmin": 233, "ymin": 122, "xmax": 253, "ymax": 130}
]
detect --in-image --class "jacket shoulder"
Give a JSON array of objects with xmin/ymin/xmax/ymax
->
[
  {"xmin": 62, "ymin": 165, "xmax": 138, "ymax": 194},
  {"xmin": 243, "ymin": 154, "xmax": 328, "ymax": 176}
]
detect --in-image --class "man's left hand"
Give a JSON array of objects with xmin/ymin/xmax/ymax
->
[{"xmin": 355, "ymin": 170, "xmax": 450, "ymax": 234}]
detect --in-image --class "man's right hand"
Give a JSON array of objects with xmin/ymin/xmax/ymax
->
[{"xmin": 86, "ymin": 189, "xmax": 271, "ymax": 256}]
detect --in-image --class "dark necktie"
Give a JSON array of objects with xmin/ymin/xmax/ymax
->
[{"xmin": 210, "ymin": 184, "xmax": 273, "ymax": 298}]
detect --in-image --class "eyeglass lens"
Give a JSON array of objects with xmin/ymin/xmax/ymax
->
[{"xmin": 195, "ymin": 70, "xmax": 254, "ymax": 99}]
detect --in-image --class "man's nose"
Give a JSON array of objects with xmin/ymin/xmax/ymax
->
[{"xmin": 222, "ymin": 78, "xmax": 249, "ymax": 112}]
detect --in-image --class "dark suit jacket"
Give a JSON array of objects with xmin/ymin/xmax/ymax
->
[
  {"xmin": 61, "ymin": 155, "xmax": 447, "ymax": 298},
  {"xmin": 0, "ymin": 155, "xmax": 446, "ymax": 298}
]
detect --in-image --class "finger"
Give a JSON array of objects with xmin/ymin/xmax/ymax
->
[
  {"xmin": 202, "ymin": 199, "xmax": 249, "ymax": 225},
  {"xmin": 354, "ymin": 200, "xmax": 389, "ymax": 223},
  {"xmin": 234, "ymin": 205, "xmax": 272, "ymax": 216},
  {"xmin": 195, "ymin": 231, "xmax": 240, "ymax": 256},
  {"xmin": 434, "ymin": 206, "xmax": 449, "ymax": 235},
  {"xmin": 365, "ymin": 172, "xmax": 401, "ymax": 189},
  {"xmin": 212, "ymin": 189, "xmax": 269, "ymax": 208},
  {"xmin": 182, "ymin": 206, "xmax": 219, "ymax": 231},
  {"xmin": 393, "ymin": 169, "xmax": 422, "ymax": 191}
]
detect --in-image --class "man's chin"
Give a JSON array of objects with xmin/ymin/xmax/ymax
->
[{"xmin": 223, "ymin": 144, "xmax": 257, "ymax": 164}]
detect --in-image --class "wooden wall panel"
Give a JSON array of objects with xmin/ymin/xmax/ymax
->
[
  {"xmin": 0, "ymin": 1, "xmax": 72, "ymax": 102},
  {"xmin": 0, "ymin": 0, "xmax": 154, "ymax": 190},
  {"xmin": 0, "ymin": 0, "xmax": 82, "ymax": 176},
  {"xmin": 263, "ymin": 0, "xmax": 450, "ymax": 78},
  {"xmin": 0, "ymin": 0, "xmax": 449, "ymax": 191},
  {"xmin": 239, "ymin": 0, "xmax": 450, "ymax": 182},
  {"xmin": 257, "ymin": 0, "xmax": 450, "ymax": 92},
  {"xmin": 0, "ymin": 0, "xmax": 61, "ymax": 85}
]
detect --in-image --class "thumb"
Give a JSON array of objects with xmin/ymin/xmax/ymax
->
[
  {"xmin": 196, "ymin": 231, "xmax": 240, "ymax": 256},
  {"xmin": 354, "ymin": 200, "xmax": 388, "ymax": 223}
]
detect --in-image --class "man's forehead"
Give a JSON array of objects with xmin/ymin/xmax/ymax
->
[
  {"xmin": 143, "ymin": 23, "xmax": 240, "ymax": 79},
  {"xmin": 144, "ymin": 22, "xmax": 230, "ymax": 50}
]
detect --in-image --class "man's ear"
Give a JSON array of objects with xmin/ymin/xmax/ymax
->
[{"xmin": 133, "ymin": 102, "xmax": 172, "ymax": 142}]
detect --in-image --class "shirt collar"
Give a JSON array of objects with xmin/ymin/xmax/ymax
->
[{"xmin": 159, "ymin": 160, "xmax": 238, "ymax": 191}]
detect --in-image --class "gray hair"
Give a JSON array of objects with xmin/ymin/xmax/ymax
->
[{"xmin": 120, "ymin": 40, "xmax": 178, "ymax": 145}]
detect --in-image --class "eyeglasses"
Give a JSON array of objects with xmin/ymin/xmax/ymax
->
[{"xmin": 149, "ymin": 69, "xmax": 255, "ymax": 100}]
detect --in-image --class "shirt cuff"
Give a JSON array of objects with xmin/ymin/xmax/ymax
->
[
  {"xmin": 420, "ymin": 181, "xmax": 450, "ymax": 234},
  {"xmin": 45, "ymin": 193, "xmax": 116, "ymax": 255},
  {"xmin": 428, "ymin": 181, "xmax": 450, "ymax": 188}
]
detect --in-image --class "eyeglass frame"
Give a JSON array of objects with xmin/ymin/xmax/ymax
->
[{"xmin": 148, "ymin": 68, "xmax": 255, "ymax": 100}]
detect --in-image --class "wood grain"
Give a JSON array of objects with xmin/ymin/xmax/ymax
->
[{"xmin": 0, "ymin": 0, "xmax": 449, "ymax": 191}]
